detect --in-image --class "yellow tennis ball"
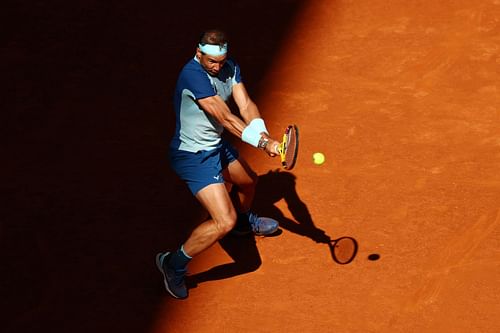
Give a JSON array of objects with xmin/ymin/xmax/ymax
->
[{"xmin": 313, "ymin": 152, "xmax": 325, "ymax": 165}]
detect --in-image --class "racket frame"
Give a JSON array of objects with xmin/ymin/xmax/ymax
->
[
  {"xmin": 329, "ymin": 236, "xmax": 358, "ymax": 265},
  {"xmin": 278, "ymin": 124, "xmax": 299, "ymax": 170}
]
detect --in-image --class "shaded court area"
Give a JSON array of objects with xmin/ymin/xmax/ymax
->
[
  {"xmin": 3, "ymin": 0, "xmax": 305, "ymax": 332},
  {"xmin": 4, "ymin": 0, "xmax": 500, "ymax": 332}
]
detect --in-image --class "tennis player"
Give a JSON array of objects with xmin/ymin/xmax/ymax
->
[{"xmin": 156, "ymin": 29, "xmax": 281, "ymax": 299}]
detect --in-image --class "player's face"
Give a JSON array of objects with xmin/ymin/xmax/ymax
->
[{"xmin": 196, "ymin": 49, "xmax": 227, "ymax": 76}]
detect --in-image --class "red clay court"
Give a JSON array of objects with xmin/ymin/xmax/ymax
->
[{"xmin": 4, "ymin": 0, "xmax": 500, "ymax": 332}]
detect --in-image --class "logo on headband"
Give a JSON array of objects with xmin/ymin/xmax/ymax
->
[{"xmin": 198, "ymin": 43, "xmax": 228, "ymax": 57}]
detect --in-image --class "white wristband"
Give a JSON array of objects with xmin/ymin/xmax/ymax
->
[
  {"xmin": 242, "ymin": 126, "xmax": 261, "ymax": 147},
  {"xmin": 248, "ymin": 118, "xmax": 269, "ymax": 135}
]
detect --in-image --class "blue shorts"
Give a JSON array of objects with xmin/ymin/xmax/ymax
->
[{"xmin": 169, "ymin": 140, "xmax": 239, "ymax": 195}]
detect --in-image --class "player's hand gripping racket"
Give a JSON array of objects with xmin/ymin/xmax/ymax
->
[
  {"xmin": 276, "ymin": 125, "xmax": 299, "ymax": 170},
  {"xmin": 328, "ymin": 236, "xmax": 358, "ymax": 265}
]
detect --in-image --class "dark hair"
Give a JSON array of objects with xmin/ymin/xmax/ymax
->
[{"xmin": 199, "ymin": 29, "xmax": 227, "ymax": 46}]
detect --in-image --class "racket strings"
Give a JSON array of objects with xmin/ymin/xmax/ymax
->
[
  {"xmin": 283, "ymin": 127, "xmax": 297, "ymax": 168},
  {"xmin": 285, "ymin": 133, "xmax": 296, "ymax": 164},
  {"xmin": 330, "ymin": 237, "xmax": 358, "ymax": 265}
]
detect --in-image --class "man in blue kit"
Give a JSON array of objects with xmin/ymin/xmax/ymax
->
[{"xmin": 156, "ymin": 29, "xmax": 282, "ymax": 299}]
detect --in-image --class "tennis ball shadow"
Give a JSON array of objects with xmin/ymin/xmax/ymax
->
[{"xmin": 368, "ymin": 253, "xmax": 380, "ymax": 261}]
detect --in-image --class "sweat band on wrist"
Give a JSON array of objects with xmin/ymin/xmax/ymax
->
[
  {"xmin": 242, "ymin": 125, "xmax": 262, "ymax": 147},
  {"xmin": 198, "ymin": 43, "xmax": 228, "ymax": 57},
  {"xmin": 248, "ymin": 118, "xmax": 269, "ymax": 135}
]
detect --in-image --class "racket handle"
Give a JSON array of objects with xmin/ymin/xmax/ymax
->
[{"xmin": 275, "ymin": 143, "xmax": 282, "ymax": 155}]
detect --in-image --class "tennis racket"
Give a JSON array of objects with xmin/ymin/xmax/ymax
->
[
  {"xmin": 276, "ymin": 124, "xmax": 299, "ymax": 170},
  {"xmin": 328, "ymin": 236, "xmax": 358, "ymax": 265}
]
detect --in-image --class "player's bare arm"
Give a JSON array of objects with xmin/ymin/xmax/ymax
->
[
  {"xmin": 232, "ymin": 82, "xmax": 280, "ymax": 156},
  {"xmin": 232, "ymin": 82, "xmax": 261, "ymax": 123}
]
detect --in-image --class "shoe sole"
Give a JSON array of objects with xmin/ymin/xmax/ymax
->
[
  {"xmin": 254, "ymin": 224, "xmax": 280, "ymax": 236},
  {"xmin": 231, "ymin": 225, "xmax": 279, "ymax": 237},
  {"xmin": 155, "ymin": 252, "xmax": 187, "ymax": 299}
]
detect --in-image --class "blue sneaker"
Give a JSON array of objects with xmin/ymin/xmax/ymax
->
[
  {"xmin": 232, "ymin": 212, "xmax": 279, "ymax": 236},
  {"xmin": 155, "ymin": 252, "xmax": 188, "ymax": 299},
  {"xmin": 248, "ymin": 212, "xmax": 279, "ymax": 236}
]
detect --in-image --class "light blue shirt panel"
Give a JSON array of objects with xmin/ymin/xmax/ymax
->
[
  {"xmin": 178, "ymin": 88, "xmax": 223, "ymax": 152},
  {"xmin": 174, "ymin": 57, "xmax": 242, "ymax": 152}
]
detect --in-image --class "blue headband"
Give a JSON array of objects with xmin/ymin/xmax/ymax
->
[{"xmin": 198, "ymin": 43, "xmax": 228, "ymax": 56}]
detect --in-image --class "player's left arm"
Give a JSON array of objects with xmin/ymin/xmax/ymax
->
[
  {"xmin": 232, "ymin": 82, "xmax": 279, "ymax": 156},
  {"xmin": 232, "ymin": 82, "xmax": 261, "ymax": 123}
]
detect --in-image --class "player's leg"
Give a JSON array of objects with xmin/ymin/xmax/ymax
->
[
  {"xmin": 184, "ymin": 183, "xmax": 237, "ymax": 256},
  {"xmin": 157, "ymin": 182, "xmax": 237, "ymax": 299},
  {"xmin": 222, "ymin": 153, "xmax": 279, "ymax": 236},
  {"xmin": 222, "ymin": 156, "xmax": 257, "ymax": 213},
  {"xmin": 157, "ymin": 146, "xmax": 237, "ymax": 299}
]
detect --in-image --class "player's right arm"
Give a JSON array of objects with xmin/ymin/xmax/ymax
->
[{"xmin": 197, "ymin": 95, "xmax": 247, "ymax": 139}]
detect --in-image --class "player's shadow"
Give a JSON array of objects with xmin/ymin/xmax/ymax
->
[
  {"xmin": 252, "ymin": 169, "xmax": 330, "ymax": 244},
  {"xmin": 186, "ymin": 232, "xmax": 261, "ymax": 288},
  {"xmin": 187, "ymin": 169, "xmax": 329, "ymax": 288}
]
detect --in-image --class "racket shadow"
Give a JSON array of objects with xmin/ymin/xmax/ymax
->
[{"xmin": 328, "ymin": 237, "xmax": 358, "ymax": 265}]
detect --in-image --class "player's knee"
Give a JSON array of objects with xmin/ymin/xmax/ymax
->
[{"xmin": 215, "ymin": 212, "xmax": 237, "ymax": 236}]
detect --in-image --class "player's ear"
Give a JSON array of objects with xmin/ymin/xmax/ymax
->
[{"xmin": 196, "ymin": 48, "xmax": 202, "ymax": 60}]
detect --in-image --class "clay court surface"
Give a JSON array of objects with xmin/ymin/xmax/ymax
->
[{"xmin": 4, "ymin": 0, "xmax": 500, "ymax": 332}]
